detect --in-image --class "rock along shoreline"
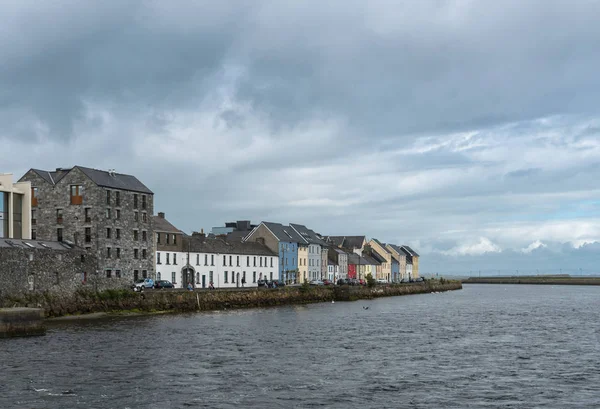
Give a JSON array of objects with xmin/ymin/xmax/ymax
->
[{"xmin": 2, "ymin": 280, "xmax": 462, "ymax": 319}]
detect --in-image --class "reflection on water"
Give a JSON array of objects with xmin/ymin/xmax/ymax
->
[{"xmin": 2, "ymin": 285, "xmax": 600, "ymax": 408}]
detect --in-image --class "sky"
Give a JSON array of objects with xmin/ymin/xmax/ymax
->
[{"xmin": 2, "ymin": 0, "xmax": 600, "ymax": 275}]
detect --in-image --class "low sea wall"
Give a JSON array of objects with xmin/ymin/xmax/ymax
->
[
  {"xmin": 0, "ymin": 308, "xmax": 46, "ymax": 337},
  {"xmin": 0, "ymin": 281, "xmax": 462, "ymax": 318},
  {"xmin": 463, "ymin": 276, "xmax": 600, "ymax": 285}
]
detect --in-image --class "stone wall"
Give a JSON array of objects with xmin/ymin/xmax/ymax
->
[{"xmin": 1, "ymin": 280, "xmax": 462, "ymax": 317}]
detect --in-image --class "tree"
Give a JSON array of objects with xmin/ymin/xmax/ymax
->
[{"xmin": 365, "ymin": 273, "xmax": 376, "ymax": 288}]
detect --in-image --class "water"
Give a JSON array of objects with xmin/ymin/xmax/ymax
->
[{"xmin": 1, "ymin": 284, "xmax": 600, "ymax": 408}]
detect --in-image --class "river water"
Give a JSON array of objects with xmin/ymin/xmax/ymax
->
[{"xmin": 1, "ymin": 284, "xmax": 600, "ymax": 408}]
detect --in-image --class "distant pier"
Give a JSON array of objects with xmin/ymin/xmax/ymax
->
[{"xmin": 462, "ymin": 276, "xmax": 600, "ymax": 286}]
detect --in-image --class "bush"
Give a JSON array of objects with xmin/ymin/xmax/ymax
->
[
  {"xmin": 299, "ymin": 282, "xmax": 311, "ymax": 293},
  {"xmin": 365, "ymin": 273, "xmax": 376, "ymax": 288}
]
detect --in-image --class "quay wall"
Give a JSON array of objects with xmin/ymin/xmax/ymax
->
[
  {"xmin": 0, "ymin": 281, "xmax": 462, "ymax": 318},
  {"xmin": 0, "ymin": 308, "xmax": 45, "ymax": 337}
]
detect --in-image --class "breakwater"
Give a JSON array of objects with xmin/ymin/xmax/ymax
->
[
  {"xmin": 0, "ymin": 308, "xmax": 45, "ymax": 337},
  {"xmin": 463, "ymin": 276, "xmax": 600, "ymax": 285},
  {"xmin": 0, "ymin": 280, "xmax": 461, "ymax": 318}
]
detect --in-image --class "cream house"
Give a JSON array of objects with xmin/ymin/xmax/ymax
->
[{"xmin": 0, "ymin": 174, "xmax": 31, "ymax": 240}]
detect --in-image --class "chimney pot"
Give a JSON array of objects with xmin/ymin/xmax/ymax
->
[{"xmin": 158, "ymin": 212, "xmax": 165, "ymax": 218}]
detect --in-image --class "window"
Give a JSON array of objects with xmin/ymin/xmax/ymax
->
[
  {"xmin": 253, "ymin": 257, "xmax": 256, "ymax": 267},
  {"xmin": 85, "ymin": 227, "xmax": 91, "ymax": 243},
  {"xmin": 237, "ymin": 256, "xmax": 240, "ymax": 267},
  {"xmin": 229, "ymin": 256, "xmax": 232, "ymax": 266},
  {"xmin": 166, "ymin": 253, "xmax": 170, "ymax": 264},
  {"xmin": 171, "ymin": 272, "xmax": 176, "ymax": 283},
  {"xmin": 157, "ymin": 253, "xmax": 161, "ymax": 264},
  {"xmin": 56, "ymin": 208, "xmax": 63, "ymax": 224},
  {"xmin": 196, "ymin": 254, "xmax": 199, "ymax": 265},
  {"xmin": 205, "ymin": 254, "xmax": 208, "ymax": 266},
  {"xmin": 142, "ymin": 195, "xmax": 147, "ymax": 210},
  {"xmin": 243, "ymin": 271, "xmax": 246, "ymax": 283},
  {"xmin": 270, "ymin": 272, "xmax": 273, "ymax": 280},
  {"xmin": 115, "ymin": 191, "xmax": 120, "ymax": 206},
  {"xmin": 224, "ymin": 271, "xmax": 228, "ymax": 283},
  {"xmin": 133, "ymin": 230, "xmax": 139, "ymax": 241},
  {"xmin": 31, "ymin": 229, "xmax": 37, "ymax": 240},
  {"xmin": 173, "ymin": 234, "xmax": 177, "ymax": 245},
  {"xmin": 260, "ymin": 257, "xmax": 263, "ymax": 267},
  {"xmin": 106, "ymin": 247, "xmax": 111, "ymax": 258},
  {"xmin": 116, "ymin": 248, "xmax": 121, "ymax": 259},
  {"xmin": 223, "ymin": 255, "xmax": 226, "ymax": 265},
  {"xmin": 84, "ymin": 207, "xmax": 91, "ymax": 223},
  {"xmin": 247, "ymin": 256, "xmax": 250, "ymax": 267},
  {"xmin": 116, "ymin": 209, "xmax": 121, "ymax": 220},
  {"xmin": 173, "ymin": 253, "xmax": 177, "ymax": 265},
  {"xmin": 142, "ymin": 270, "xmax": 147, "ymax": 279},
  {"xmin": 106, "ymin": 228, "xmax": 111, "ymax": 239},
  {"xmin": 211, "ymin": 255, "xmax": 214, "ymax": 265},
  {"xmin": 134, "ymin": 211, "xmax": 139, "ymax": 221},
  {"xmin": 31, "ymin": 187, "xmax": 38, "ymax": 207},
  {"xmin": 106, "ymin": 208, "xmax": 111, "ymax": 219},
  {"xmin": 270, "ymin": 258, "xmax": 273, "ymax": 268},
  {"xmin": 134, "ymin": 248, "xmax": 139, "ymax": 259},
  {"xmin": 292, "ymin": 258, "xmax": 295, "ymax": 265},
  {"xmin": 106, "ymin": 269, "xmax": 112, "ymax": 278},
  {"xmin": 157, "ymin": 272, "xmax": 161, "ymax": 280},
  {"xmin": 142, "ymin": 249, "xmax": 147, "ymax": 259},
  {"xmin": 253, "ymin": 271, "xmax": 256, "ymax": 283},
  {"xmin": 196, "ymin": 272, "xmax": 200, "ymax": 284},
  {"xmin": 142, "ymin": 231, "xmax": 147, "ymax": 241},
  {"xmin": 57, "ymin": 228, "xmax": 63, "ymax": 241},
  {"xmin": 142, "ymin": 212, "xmax": 147, "ymax": 223},
  {"xmin": 166, "ymin": 234, "xmax": 170, "ymax": 244},
  {"xmin": 70, "ymin": 185, "xmax": 83, "ymax": 205},
  {"xmin": 106, "ymin": 190, "xmax": 111, "ymax": 205},
  {"xmin": 31, "ymin": 210, "xmax": 36, "ymax": 225},
  {"xmin": 157, "ymin": 233, "xmax": 161, "ymax": 244},
  {"xmin": 116, "ymin": 228, "xmax": 121, "ymax": 239},
  {"xmin": 133, "ymin": 194, "xmax": 138, "ymax": 209},
  {"xmin": 209, "ymin": 271, "xmax": 213, "ymax": 284},
  {"xmin": 115, "ymin": 270, "xmax": 121, "ymax": 278},
  {"xmin": 134, "ymin": 270, "xmax": 139, "ymax": 281}
]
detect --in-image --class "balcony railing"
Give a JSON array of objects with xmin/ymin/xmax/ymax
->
[{"xmin": 70, "ymin": 195, "xmax": 83, "ymax": 205}]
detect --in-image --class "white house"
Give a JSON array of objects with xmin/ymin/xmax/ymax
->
[
  {"xmin": 156, "ymin": 234, "xmax": 278, "ymax": 289},
  {"xmin": 327, "ymin": 260, "xmax": 338, "ymax": 282}
]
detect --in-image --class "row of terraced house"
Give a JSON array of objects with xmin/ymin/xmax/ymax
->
[{"xmin": 0, "ymin": 167, "xmax": 419, "ymax": 295}]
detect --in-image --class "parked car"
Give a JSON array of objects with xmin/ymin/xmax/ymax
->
[
  {"xmin": 415, "ymin": 277, "xmax": 425, "ymax": 282},
  {"xmin": 132, "ymin": 278, "xmax": 154, "ymax": 291},
  {"xmin": 322, "ymin": 279, "xmax": 334, "ymax": 286},
  {"xmin": 336, "ymin": 279, "xmax": 346, "ymax": 285},
  {"xmin": 154, "ymin": 280, "xmax": 174, "ymax": 289},
  {"xmin": 309, "ymin": 280, "xmax": 325, "ymax": 286},
  {"xmin": 358, "ymin": 279, "xmax": 366, "ymax": 286},
  {"xmin": 400, "ymin": 278, "xmax": 407, "ymax": 283},
  {"xmin": 257, "ymin": 279, "xmax": 267, "ymax": 287},
  {"xmin": 376, "ymin": 278, "xmax": 388, "ymax": 284},
  {"xmin": 272, "ymin": 280, "xmax": 285, "ymax": 287}
]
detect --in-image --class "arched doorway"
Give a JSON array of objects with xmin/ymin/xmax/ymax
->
[{"xmin": 181, "ymin": 266, "xmax": 195, "ymax": 288}]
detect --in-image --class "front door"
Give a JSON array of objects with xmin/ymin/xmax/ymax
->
[{"xmin": 202, "ymin": 275, "xmax": 206, "ymax": 289}]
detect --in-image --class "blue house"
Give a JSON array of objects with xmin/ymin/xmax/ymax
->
[{"xmin": 243, "ymin": 221, "xmax": 303, "ymax": 284}]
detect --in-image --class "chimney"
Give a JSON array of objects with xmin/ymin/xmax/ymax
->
[{"xmin": 158, "ymin": 212, "xmax": 165, "ymax": 218}]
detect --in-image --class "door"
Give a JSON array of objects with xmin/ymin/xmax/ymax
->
[{"xmin": 202, "ymin": 275, "xmax": 206, "ymax": 289}]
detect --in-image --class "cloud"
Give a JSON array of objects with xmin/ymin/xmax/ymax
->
[
  {"xmin": 521, "ymin": 240, "xmax": 547, "ymax": 253},
  {"xmin": 1, "ymin": 1, "xmax": 600, "ymax": 274}
]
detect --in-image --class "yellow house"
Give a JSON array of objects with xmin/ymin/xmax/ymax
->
[
  {"xmin": 369, "ymin": 239, "xmax": 392, "ymax": 281},
  {"xmin": 401, "ymin": 245, "xmax": 420, "ymax": 278},
  {"xmin": 298, "ymin": 244, "xmax": 308, "ymax": 283}
]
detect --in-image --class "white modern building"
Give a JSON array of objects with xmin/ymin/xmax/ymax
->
[{"xmin": 0, "ymin": 173, "xmax": 32, "ymax": 240}]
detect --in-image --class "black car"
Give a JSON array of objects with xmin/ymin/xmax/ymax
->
[
  {"xmin": 257, "ymin": 279, "xmax": 267, "ymax": 287},
  {"xmin": 154, "ymin": 280, "xmax": 174, "ymax": 289}
]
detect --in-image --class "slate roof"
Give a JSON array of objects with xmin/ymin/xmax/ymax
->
[
  {"xmin": 370, "ymin": 249, "xmax": 387, "ymax": 263},
  {"xmin": 30, "ymin": 166, "xmax": 153, "ymax": 194},
  {"xmin": 226, "ymin": 230, "xmax": 250, "ymax": 242},
  {"xmin": 0, "ymin": 238, "xmax": 80, "ymax": 251},
  {"xmin": 290, "ymin": 223, "xmax": 327, "ymax": 246},
  {"xmin": 398, "ymin": 247, "xmax": 414, "ymax": 263},
  {"xmin": 261, "ymin": 222, "xmax": 305, "ymax": 243},
  {"xmin": 325, "ymin": 236, "xmax": 365, "ymax": 249},
  {"xmin": 361, "ymin": 255, "xmax": 381, "ymax": 266},
  {"xmin": 152, "ymin": 215, "xmax": 183, "ymax": 233},
  {"xmin": 401, "ymin": 245, "xmax": 420, "ymax": 257},
  {"xmin": 185, "ymin": 236, "xmax": 277, "ymax": 256}
]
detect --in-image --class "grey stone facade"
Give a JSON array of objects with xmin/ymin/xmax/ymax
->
[
  {"xmin": 19, "ymin": 166, "xmax": 155, "ymax": 282},
  {"xmin": 0, "ymin": 238, "xmax": 120, "ymax": 300}
]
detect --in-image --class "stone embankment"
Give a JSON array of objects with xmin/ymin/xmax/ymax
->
[
  {"xmin": 0, "ymin": 308, "xmax": 46, "ymax": 337},
  {"xmin": 0, "ymin": 280, "xmax": 462, "ymax": 318}
]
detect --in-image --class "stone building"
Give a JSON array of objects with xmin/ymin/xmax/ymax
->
[
  {"xmin": 0, "ymin": 173, "xmax": 32, "ymax": 239},
  {"xmin": 0, "ymin": 238, "xmax": 103, "ymax": 300},
  {"xmin": 19, "ymin": 166, "xmax": 155, "ymax": 282}
]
